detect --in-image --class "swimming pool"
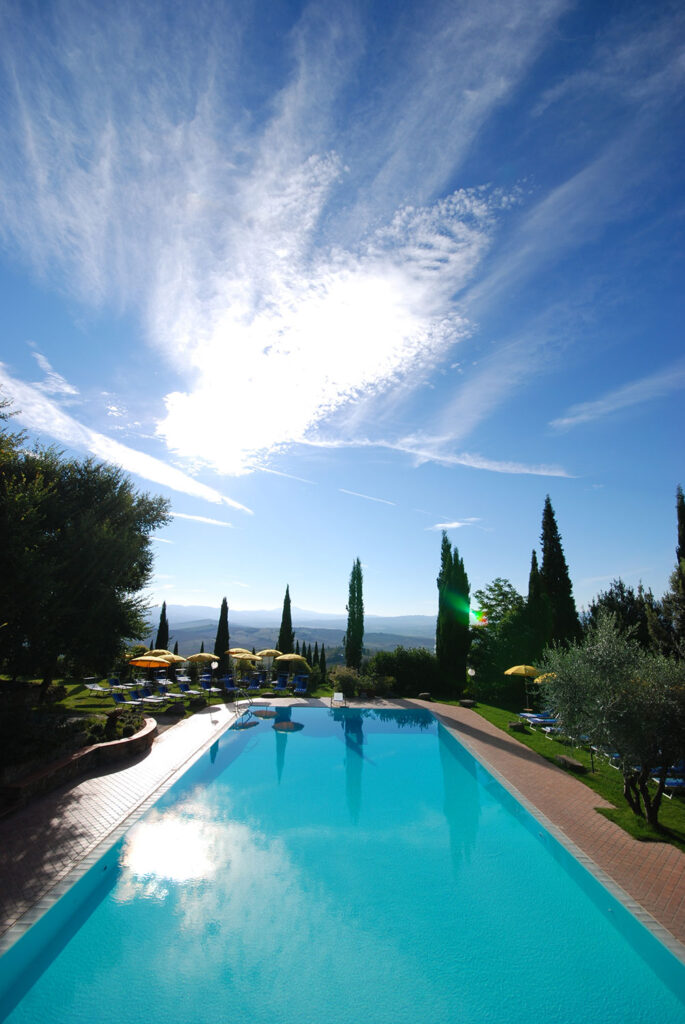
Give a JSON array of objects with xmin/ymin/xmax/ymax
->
[{"xmin": 0, "ymin": 707, "xmax": 683, "ymax": 1023}]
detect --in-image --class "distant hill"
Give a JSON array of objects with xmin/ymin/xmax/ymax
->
[{"xmin": 144, "ymin": 604, "xmax": 435, "ymax": 658}]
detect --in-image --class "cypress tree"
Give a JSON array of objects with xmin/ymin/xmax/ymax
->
[
  {"xmin": 320, "ymin": 643, "xmax": 326, "ymax": 683},
  {"xmin": 526, "ymin": 548, "xmax": 553, "ymax": 657},
  {"xmin": 648, "ymin": 484, "xmax": 685, "ymax": 658},
  {"xmin": 313, "ymin": 641, "xmax": 319, "ymax": 666},
  {"xmin": 200, "ymin": 640, "xmax": 205, "ymax": 653},
  {"xmin": 344, "ymin": 557, "xmax": 364, "ymax": 671},
  {"xmin": 173, "ymin": 640, "xmax": 178, "ymax": 655},
  {"xmin": 539, "ymin": 496, "xmax": 581, "ymax": 645},
  {"xmin": 155, "ymin": 601, "xmax": 169, "ymax": 651},
  {"xmin": 214, "ymin": 597, "xmax": 230, "ymax": 675},
  {"xmin": 277, "ymin": 585, "xmax": 295, "ymax": 653},
  {"xmin": 673, "ymin": 484, "xmax": 685, "ymax": 653},
  {"xmin": 296, "ymin": 639, "xmax": 300, "ymax": 655},
  {"xmin": 435, "ymin": 532, "xmax": 471, "ymax": 695}
]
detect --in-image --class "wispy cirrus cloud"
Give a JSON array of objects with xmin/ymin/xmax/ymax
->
[
  {"xmin": 551, "ymin": 360, "xmax": 685, "ymax": 431},
  {"xmin": 0, "ymin": 364, "xmax": 253, "ymax": 512},
  {"xmin": 172, "ymin": 512, "xmax": 233, "ymax": 527},
  {"xmin": 29, "ymin": 348, "xmax": 79, "ymax": 398},
  {"xmin": 303, "ymin": 434, "xmax": 570, "ymax": 477},
  {"xmin": 339, "ymin": 489, "xmax": 396, "ymax": 506},
  {"xmin": 0, "ymin": 0, "xmax": 571, "ymax": 476}
]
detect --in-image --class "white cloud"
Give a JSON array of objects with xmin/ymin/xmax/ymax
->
[
  {"xmin": 428, "ymin": 519, "xmax": 480, "ymax": 530},
  {"xmin": 339, "ymin": 489, "xmax": 396, "ymax": 506},
  {"xmin": 551, "ymin": 360, "xmax": 685, "ymax": 430},
  {"xmin": 0, "ymin": 2, "xmax": 570, "ymax": 476},
  {"xmin": 303, "ymin": 434, "xmax": 570, "ymax": 477},
  {"xmin": 172, "ymin": 512, "xmax": 233, "ymax": 527},
  {"xmin": 30, "ymin": 349, "xmax": 80, "ymax": 398},
  {"xmin": 0, "ymin": 365, "xmax": 253, "ymax": 511},
  {"xmin": 151, "ymin": 537, "xmax": 173, "ymax": 544}
]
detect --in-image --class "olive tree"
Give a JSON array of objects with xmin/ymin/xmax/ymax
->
[{"xmin": 539, "ymin": 612, "xmax": 685, "ymax": 828}]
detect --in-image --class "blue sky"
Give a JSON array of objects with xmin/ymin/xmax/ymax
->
[{"xmin": 0, "ymin": 0, "xmax": 683, "ymax": 618}]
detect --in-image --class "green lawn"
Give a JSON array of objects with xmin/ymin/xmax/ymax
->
[{"xmin": 472, "ymin": 702, "xmax": 685, "ymax": 853}]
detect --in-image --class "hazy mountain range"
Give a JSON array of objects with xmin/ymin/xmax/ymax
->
[{"xmin": 145, "ymin": 604, "xmax": 435, "ymax": 658}]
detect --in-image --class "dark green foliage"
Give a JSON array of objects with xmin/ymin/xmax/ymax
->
[
  {"xmin": 155, "ymin": 601, "xmax": 169, "ymax": 651},
  {"xmin": 320, "ymin": 643, "xmax": 326, "ymax": 682},
  {"xmin": 367, "ymin": 647, "xmax": 441, "ymax": 698},
  {"xmin": 173, "ymin": 640, "xmax": 178, "ymax": 655},
  {"xmin": 313, "ymin": 641, "xmax": 319, "ymax": 666},
  {"xmin": 344, "ymin": 557, "xmax": 364, "ymax": 671},
  {"xmin": 648, "ymin": 485, "xmax": 685, "ymax": 659},
  {"xmin": 0, "ymin": 440, "xmax": 170, "ymax": 694},
  {"xmin": 295, "ymin": 639, "xmax": 301, "ymax": 655},
  {"xmin": 214, "ymin": 597, "xmax": 230, "ymax": 674},
  {"xmin": 525, "ymin": 548, "xmax": 553, "ymax": 661},
  {"xmin": 539, "ymin": 496, "xmax": 581, "ymax": 645},
  {"xmin": 435, "ymin": 532, "xmax": 471, "ymax": 696},
  {"xmin": 473, "ymin": 578, "xmax": 524, "ymax": 627},
  {"xmin": 277, "ymin": 585, "xmax": 295, "ymax": 654},
  {"xmin": 200, "ymin": 641, "xmax": 205, "ymax": 653},
  {"xmin": 584, "ymin": 579, "xmax": 653, "ymax": 648}
]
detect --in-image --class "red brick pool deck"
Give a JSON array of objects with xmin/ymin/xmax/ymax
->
[{"xmin": 0, "ymin": 698, "xmax": 684, "ymax": 961}]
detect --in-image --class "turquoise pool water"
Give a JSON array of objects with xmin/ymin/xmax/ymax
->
[{"xmin": 0, "ymin": 707, "xmax": 683, "ymax": 1023}]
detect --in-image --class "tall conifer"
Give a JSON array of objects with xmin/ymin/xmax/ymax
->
[
  {"xmin": 155, "ymin": 601, "xmax": 169, "ymax": 651},
  {"xmin": 313, "ymin": 641, "xmax": 319, "ymax": 666},
  {"xmin": 345, "ymin": 557, "xmax": 364, "ymax": 671},
  {"xmin": 277, "ymin": 584, "xmax": 295, "ymax": 653},
  {"xmin": 526, "ymin": 548, "xmax": 552, "ymax": 657},
  {"xmin": 320, "ymin": 643, "xmax": 326, "ymax": 682},
  {"xmin": 648, "ymin": 484, "xmax": 685, "ymax": 658},
  {"xmin": 214, "ymin": 597, "xmax": 230, "ymax": 675},
  {"xmin": 435, "ymin": 532, "xmax": 471, "ymax": 695},
  {"xmin": 539, "ymin": 496, "xmax": 580, "ymax": 645}
]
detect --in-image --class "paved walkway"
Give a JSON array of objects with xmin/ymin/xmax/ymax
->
[
  {"xmin": 0, "ymin": 702, "xmax": 235, "ymax": 943},
  {"xmin": 1, "ymin": 699, "xmax": 684, "ymax": 961}
]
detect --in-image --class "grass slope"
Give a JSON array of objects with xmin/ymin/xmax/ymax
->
[{"xmin": 473, "ymin": 703, "xmax": 685, "ymax": 854}]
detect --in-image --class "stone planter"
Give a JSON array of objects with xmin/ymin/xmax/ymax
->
[{"xmin": 0, "ymin": 717, "xmax": 158, "ymax": 813}]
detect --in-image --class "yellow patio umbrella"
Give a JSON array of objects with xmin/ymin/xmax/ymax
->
[
  {"xmin": 256, "ymin": 649, "xmax": 282, "ymax": 679},
  {"xmin": 505, "ymin": 664, "xmax": 539, "ymax": 708},
  {"xmin": 144, "ymin": 649, "xmax": 175, "ymax": 657},
  {"xmin": 187, "ymin": 652, "xmax": 219, "ymax": 663},
  {"xmin": 504, "ymin": 665, "xmax": 539, "ymax": 677},
  {"xmin": 230, "ymin": 651, "xmax": 262, "ymax": 681},
  {"xmin": 227, "ymin": 648, "xmax": 252, "ymax": 655},
  {"xmin": 159, "ymin": 653, "xmax": 187, "ymax": 664},
  {"xmin": 275, "ymin": 653, "xmax": 310, "ymax": 677},
  {"xmin": 534, "ymin": 672, "xmax": 556, "ymax": 685}
]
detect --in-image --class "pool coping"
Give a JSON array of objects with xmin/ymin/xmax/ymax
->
[
  {"xmin": 0, "ymin": 701, "xmax": 244, "ymax": 959},
  {"xmin": 426, "ymin": 702, "xmax": 685, "ymax": 967},
  {"xmin": 1, "ymin": 697, "xmax": 684, "ymax": 972}
]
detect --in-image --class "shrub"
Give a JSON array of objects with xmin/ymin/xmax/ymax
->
[{"xmin": 367, "ymin": 647, "xmax": 441, "ymax": 697}]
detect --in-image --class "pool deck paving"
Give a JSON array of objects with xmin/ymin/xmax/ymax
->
[{"xmin": 0, "ymin": 697, "xmax": 684, "ymax": 963}]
